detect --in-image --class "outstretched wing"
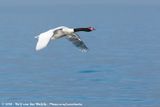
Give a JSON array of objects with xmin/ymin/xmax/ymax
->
[
  {"xmin": 66, "ymin": 33, "xmax": 88, "ymax": 52},
  {"xmin": 35, "ymin": 30, "xmax": 53, "ymax": 51}
]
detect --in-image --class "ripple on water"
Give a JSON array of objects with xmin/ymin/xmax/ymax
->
[{"xmin": 78, "ymin": 70, "xmax": 100, "ymax": 74}]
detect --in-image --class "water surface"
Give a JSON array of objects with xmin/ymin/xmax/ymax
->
[{"xmin": 0, "ymin": 4, "xmax": 160, "ymax": 107}]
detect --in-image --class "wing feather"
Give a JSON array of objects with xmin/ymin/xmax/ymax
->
[
  {"xmin": 66, "ymin": 33, "xmax": 88, "ymax": 52},
  {"xmin": 35, "ymin": 30, "xmax": 53, "ymax": 51}
]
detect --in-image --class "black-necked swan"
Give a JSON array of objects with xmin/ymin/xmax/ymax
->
[{"xmin": 35, "ymin": 26, "xmax": 95, "ymax": 52}]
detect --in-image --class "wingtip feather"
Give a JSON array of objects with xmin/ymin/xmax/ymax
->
[{"xmin": 80, "ymin": 48, "xmax": 89, "ymax": 53}]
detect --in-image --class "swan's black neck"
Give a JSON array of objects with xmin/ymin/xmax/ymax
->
[{"xmin": 74, "ymin": 28, "xmax": 91, "ymax": 32}]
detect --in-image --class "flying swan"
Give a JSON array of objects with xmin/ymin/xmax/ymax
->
[{"xmin": 35, "ymin": 26, "xmax": 95, "ymax": 52}]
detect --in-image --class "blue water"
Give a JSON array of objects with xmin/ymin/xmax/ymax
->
[{"xmin": 0, "ymin": 4, "xmax": 160, "ymax": 107}]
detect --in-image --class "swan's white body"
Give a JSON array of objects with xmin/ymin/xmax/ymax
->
[{"xmin": 35, "ymin": 26, "xmax": 88, "ymax": 52}]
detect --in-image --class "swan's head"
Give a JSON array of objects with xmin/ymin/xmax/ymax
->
[
  {"xmin": 74, "ymin": 27, "xmax": 95, "ymax": 32},
  {"xmin": 87, "ymin": 27, "xmax": 95, "ymax": 31}
]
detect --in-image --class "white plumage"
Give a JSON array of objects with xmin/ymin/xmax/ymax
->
[
  {"xmin": 35, "ymin": 26, "xmax": 94, "ymax": 52},
  {"xmin": 35, "ymin": 30, "xmax": 53, "ymax": 51}
]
